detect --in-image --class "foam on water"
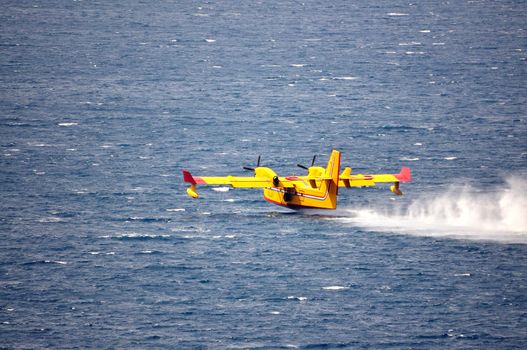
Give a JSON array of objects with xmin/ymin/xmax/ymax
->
[
  {"xmin": 333, "ymin": 176, "xmax": 527, "ymax": 243},
  {"xmin": 322, "ymin": 286, "xmax": 349, "ymax": 291},
  {"xmin": 211, "ymin": 187, "xmax": 230, "ymax": 192}
]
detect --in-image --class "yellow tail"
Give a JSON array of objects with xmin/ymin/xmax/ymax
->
[{"xmin": 318, "ymin": 149, "xmax": 341, "ymax": 209}]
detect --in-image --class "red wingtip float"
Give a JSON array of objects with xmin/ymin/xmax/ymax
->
[{"xmin": 183, "ymin": 149, "xmax": 412, "ymax": 210}]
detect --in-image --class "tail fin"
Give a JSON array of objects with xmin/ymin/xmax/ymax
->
[
  {"xmin": 324, "ymin": 149, "xmax": 341, "ymax": 183},
  {"xmin": 320, "ymin": 149, "xmax": 341, "ymax": 208},
  {"xmin": 182, "ymin": 170, "xmax": 199, "ymax": 198}
]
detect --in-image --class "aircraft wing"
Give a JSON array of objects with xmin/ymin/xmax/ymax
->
[
  {"xmin": 183, "ymin": 170, "xmax": 275, "ymax": 187},
  {"xmin": 338, "ymin": 167, "xmax": 412, "ymax": 188},
  {"xmin": 182, "ymin": 170, "xmax": 297, "ymax": 198}
]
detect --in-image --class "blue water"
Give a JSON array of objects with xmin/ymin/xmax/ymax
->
[{"xmin": 1, "ymin": 0, "xmax": 527, "ymax": 348}]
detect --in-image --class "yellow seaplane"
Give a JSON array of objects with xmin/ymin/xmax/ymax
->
[{"xmin": 182, "ymin": 149, "xmax": 412, "ymax": 210}]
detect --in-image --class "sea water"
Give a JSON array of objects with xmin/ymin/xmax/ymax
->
[{"xmin": 1, "ymin": 0, "xmax": 526, "ymax": 348}]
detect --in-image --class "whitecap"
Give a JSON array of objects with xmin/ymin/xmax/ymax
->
[
  {"xmin": 399, "ymin": 157, "xmax": 419, "ymax": 161},
  {"xmin": 29, "ymin": 142, "xmax": 49, "ymax": 147},
  {"xmin": 212, "ymin": 187, "xmax": 230, "ymax": 192},
  {"xmin": 323, "ymin": 286, "xmax": 349, "ymax": 291},
  {"xmin": 333, "ymin": 76, "xmax": 358, "ymax": 80},
  {"xmin": 444, "ymin": 156, "xmax": 457, "ymax": 160},
  {"xmin": 387, "ymin": 12, "xmax": 409, "ymax": 16},
  {"xmin": 44, "ymin": 260, "xmax": 67, "ymax": 265},
  {"xmin": 205, "ymin": 39, "xmax": 216, "ymax": 43},
  {"xmin": 115, "ymin": 232, "xmax": 171, "ymax": 239},
  {"xmin": 399, "ymin": 42, "xmax": 421, "ymax": 46},
  {"xmin": 38, "ymin": 217, "xmax": 63, "ymax": 223},
  {"xmin": 166, "ymin": 208, "xmax": 186, "ymax": 212},
  {"xmin": 290, "ymin": 64, "xmax": 306, "ymax": 67},
  {"xmin": 58, "ymin": 122, "xmax": 78, "ymax": 127}
]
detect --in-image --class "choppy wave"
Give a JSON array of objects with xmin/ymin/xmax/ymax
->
[
  {"xmin": 109, "ymin": 232, "xmax": 172, "ymax": 240},
  {"xmin": 333, "ymin": 176, "xmax": 527, "ymax": 243}
]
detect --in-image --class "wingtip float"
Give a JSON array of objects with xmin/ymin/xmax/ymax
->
[{"xmin": 182, "ymin": 149, "xmax": 412, "ymax": 210}]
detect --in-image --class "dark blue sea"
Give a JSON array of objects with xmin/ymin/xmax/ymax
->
[{"xmin": 1, "ymin": 0, "xmax": 526, "ymax": 348}]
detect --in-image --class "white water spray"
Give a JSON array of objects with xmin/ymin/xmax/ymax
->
[{"xmin": 334, "ymin": 176, "xmax": 527, "ymax": 243}]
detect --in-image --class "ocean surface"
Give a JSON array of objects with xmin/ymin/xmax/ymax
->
[{"xmin": 1, "ymin": 0, "xmax": 526, "ymax": 348}]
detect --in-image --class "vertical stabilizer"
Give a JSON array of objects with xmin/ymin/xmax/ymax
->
[{"xmin": 320, "ymin": 149, "xmax": 341, "ymax": 209}]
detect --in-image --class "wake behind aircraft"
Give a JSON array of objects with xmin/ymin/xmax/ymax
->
[{"xmin": 182, "ymin": 149, "xmax": 411, "ymax": 210}]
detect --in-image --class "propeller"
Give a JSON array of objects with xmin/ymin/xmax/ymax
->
[
  {"xmin": 243, "ymin": 155, "xmax": 261, "ymax": 172},
  {"xmin": 297, "ymin": 155, "xmax": 316, "ymax": 170}
]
